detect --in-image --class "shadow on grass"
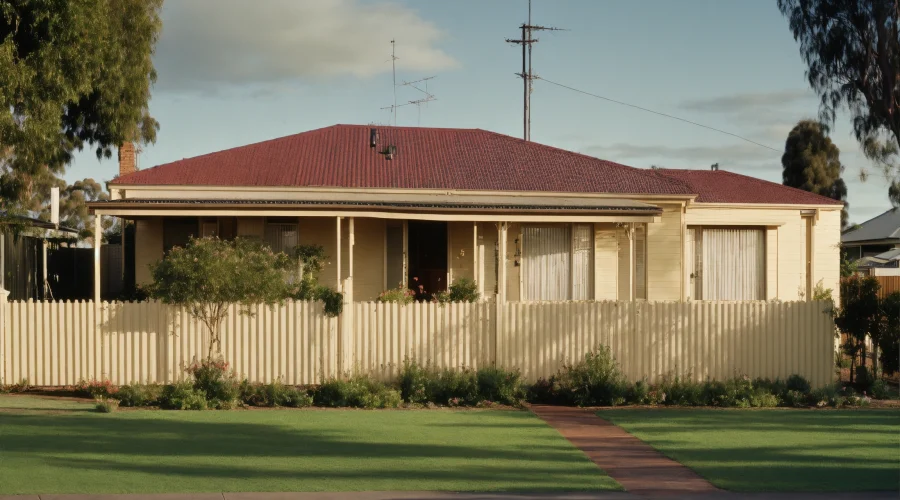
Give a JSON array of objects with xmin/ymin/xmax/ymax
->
[
  {"xmin": 596, "ymin": 409, "xmax": 900, "ymax": 492},
  {"xmin": 0, "ymin": 411, "xmax": 616, "ymax": 493}
]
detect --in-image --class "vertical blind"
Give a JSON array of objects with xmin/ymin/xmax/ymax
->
[
  {"xmin": 634, "ymin": 225, "xmax": 647, "ymax": 300},
  {"xmin": 699, "ymin": 228, "xmax": 765, "ymax": 300},
  {"xmin": 264, "ymin": 222, "xmax": 299, "ymax": 255},
  {"xmin": 523, "ymin": 224, "xmax": 593, "ymax": 301}
]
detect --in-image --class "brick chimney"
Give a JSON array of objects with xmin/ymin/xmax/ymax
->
[{"xmin": 118, "ymin": 142, "xmax": 136, "ymax": 177}]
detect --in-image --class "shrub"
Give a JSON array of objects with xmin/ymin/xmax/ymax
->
[
  {"xmin": 476, "ymin": 366, "xmax": 526, "ymax": 406},
  {"xmin": 94, "ymin": 397, "xmax": 119, "ymax": 413},
  {"xmin": 376, "ymin": 285, "xmax": 416, "ymax": 304},
  {"xmin": 314, "ymin": 375, "xmax": 401, "ymax": 409},
  {"xmin": 785, "ymin": 374, "xmax": 812, "ymax": 394},
  {"xmin": 854, "ymin": 365, "xmax": 875, "ymax": 393},
  {"xmin": 434, "ymin": 278, "xmax": 480, "ymax": 304},
  {"xmin": 186, "ymin": 358, "xmax": 241, "ymax": 409},
  {"xmin": 553, "ymin": 346, "xmax": 627, "ymax": 406},
  {"xmin": 747, "ymin": 387, "xmax": 780, "ymax": 408},
  {"xmin": 657, "ymin": 377, "xmax": 705, "ymax": 406},
  {"xmin": 0, "ymin": 378, "xmax": 29, "ymax": 394},
  {"xmin": 626, "ymin": 380, "xmax": 661, "ymax": 405},
  {"xmin": 116, "ymin": 383, "xmax": 163, "ymax": 407},
  {"xmin": 782, "ymin": 389, "xmax": 809, "ymax": 407},
  {"xmin": 870, "ymin": 379, "xmax": 892, "ymax": 400},
  {"xmin": 528, "ymin": 377, "xmax": 562, "ymax": 404},
  {"xmin": 75, "ymin": 378, "xmax": 118, "ymax": 398},
  {"xmin": 399, "ymin": 359, "xmax": 432, "ymax": 404},
  {"xmin": 160, "ymin": 381, "xmax": 208, "ymax": 410},
  {"xmin": 432, "ymin": 368, "xmax": 479, "ymax": 405},
  {"xmin": 242, "ymin": 380, "xmax": 313, "ymax": 408}
]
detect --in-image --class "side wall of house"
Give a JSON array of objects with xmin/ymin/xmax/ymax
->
[
  {"xmin": 814, "ymin": 208, "xmax": 841, "ymax": 303},
  {"xmin": 684, "ymin": 206, "xmax": 841, "ymax": 302}
]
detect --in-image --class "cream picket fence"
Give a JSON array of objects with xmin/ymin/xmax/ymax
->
[{"xmin": 0, "ymin": 299, "xmax": 836, "ymax": 387}]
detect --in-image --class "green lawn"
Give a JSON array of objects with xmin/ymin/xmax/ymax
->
[
  {"xmin": 0, "ymin": 395, "xmax": 618, "ymax": 494},
  {"xmin": 598, "ymin": 409, "xmax": 900, "ymax": 492}
]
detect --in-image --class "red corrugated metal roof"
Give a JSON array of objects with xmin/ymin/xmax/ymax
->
[
  {"xmin": 112, "ymin": 125, "xmax": 692, "ymax": 195},
  {"xmin": 112, "ymin": 124, "xmax": 842, "ymax": 205},
  {"xmin": 653, "ymin": 169, "xmax": 843, "ymax": 205}
]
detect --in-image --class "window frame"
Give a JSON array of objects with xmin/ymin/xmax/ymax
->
[{"xmin": 521, "ymin": 223, "xmax": 594, "ymax": 302}]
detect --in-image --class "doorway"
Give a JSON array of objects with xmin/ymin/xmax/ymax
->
[{"xmin": 407, "ymin": 221, "xmax": 447, "ymax": 300}]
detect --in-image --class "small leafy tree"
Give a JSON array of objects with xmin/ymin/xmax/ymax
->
[
  {"xmin": 834, "ymin": 275, "xmax": 881, "ymax": 383},
  {"xmin": 148, "ymin": 237, "xmax": 293, "ymax": 360},
  {"xmin": 290, "ymin": 244, "xmax": 342, "ymax": 316}
]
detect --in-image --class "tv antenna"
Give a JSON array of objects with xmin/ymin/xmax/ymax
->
[
  {"xmin": 506, "ymin": 0, "xmax": 566, "ymax": 141},
  {"xmin": 380, "ymin": 40, "xmax": 438, "ymax": 126}
]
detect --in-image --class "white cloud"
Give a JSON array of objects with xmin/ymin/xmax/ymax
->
[
  {"xmin": 679, "ymin": 89, "xmax": 815, "ymax": 114},
  {"xmin": 153, "ymin": 0, "xmax": 459, "ymax": 93},
  {"xmin": 585, "ymin": 142, "xmax": 778, "ymax": 165}
]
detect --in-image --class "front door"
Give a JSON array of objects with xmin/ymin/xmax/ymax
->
[{"xmin": 407, "ymin": 221, "xmax": 447, "ymax": 300}]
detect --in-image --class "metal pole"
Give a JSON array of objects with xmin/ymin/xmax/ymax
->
[{"xmin": 522, "ymin": 25, "xmax": 528, "ymax": 141}]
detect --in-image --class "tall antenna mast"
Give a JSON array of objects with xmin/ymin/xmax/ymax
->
[
  {"xmin": 381, "ymin": 40, "xmax": 438, "ymax": 126},
  {"xmin": 391, "ymin": 39, "xmax": 397, "ymax": 126},
  {"xmin": 506, "ymin": 0, "xmax": 566, "ymax": 141}
]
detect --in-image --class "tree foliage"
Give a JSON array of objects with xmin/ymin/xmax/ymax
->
[
  {"xmin": 782, "ymin": 120, "xmax": 849, "ymax": 227},
  {"xmin": 876, "ymin": 291, "xmax": 900, "ymax": 375},
  {"xmin": 290, "ymin": 244, "xmax": 343, "ymax": 317},
  {"xmin": 835, "ymin": 275, "xmax": 882, "ymax": 383},
  {"xmin": 148, "ymin": 237, "xmax": 294, "ymax": 360},
  {"xmin": 14, "ymin": 173, "xmax": 112, "ymax": 239},
  {"xmin": 0, "ymin": 0, "xmax": 162, "ymax": 210},
  {"xmin": 778, "ymin": 0, "xmax": 900, "ymax": 205}
]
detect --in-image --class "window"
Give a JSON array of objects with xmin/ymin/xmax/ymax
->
[
  {"xmin": 264, "ymin": 217, "xmax": 298, "ymax": 254},
  {"xmin": 200, "ymin": 219, "xmax": 218, "ymax": 238},
  {"xmin": 163, "ymin": 218, "xmax": 198, "ymax": 253},
  {"xmin": 522, "ymin": 224, "xmax": 593, "ymax": 301},
  {"xmin": 691, "ymin": 227, "xmax": 765, "ymax": 300},
  {"xmin": 634, "ymin": 225, "xmax": 647, "ymax": 300}
]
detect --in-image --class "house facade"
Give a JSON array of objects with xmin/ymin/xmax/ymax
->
[{"xmin": 89, "ymin": 125, "xmax": 842, "ymax": 303}]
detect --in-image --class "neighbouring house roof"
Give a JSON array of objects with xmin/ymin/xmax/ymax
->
[
  {"xmin": 652, "ymin": 169, "xmax": 843, "ymax": 205},
  {"xmin": 841, "ymin": 208, "xmax": 900, "ymax": 244},
  {"xmin": 110, "ymin": 124, "xmax": 842, "ymax": 206},
  {"xmin": 874, "ymin": 248, "xmax": 900, "ymax": 261},
  {"xmin": 0, "ymin": 211, "xmax": 80, "ymax": 234}
]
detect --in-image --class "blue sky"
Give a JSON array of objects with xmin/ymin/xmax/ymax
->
[{"xmin": 65, "ymin": 0, "xmax": 891, "ymax": 223}]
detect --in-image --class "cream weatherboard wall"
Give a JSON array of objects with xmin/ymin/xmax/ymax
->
[
  {"xmin": 683, "ymin": 205, "xmax": 841, "ymax": 303},
  {"xmin": 128, "ymin": 206, "xmax": 840, "ymax": 303}
]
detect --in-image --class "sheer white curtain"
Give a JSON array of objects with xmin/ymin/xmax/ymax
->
[
  {"xmin": 522, "ymin": 224, "xmax": 594, "ymax": 301},
  {"xmin": 264, "ymin": 223, "xmax": 299, "ymax": 255},
  {"xmin": 523, "ymin": 226, "xmax": 571, "ymax": 301},
  {"xmin": 700, "ymin": 228, "xmax": 765, "ymax": 300}
]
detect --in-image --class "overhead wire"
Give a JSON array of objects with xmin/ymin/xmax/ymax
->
[{"xmin": 535, "ymin": 76, "xmax": 782, "ymax": 153}]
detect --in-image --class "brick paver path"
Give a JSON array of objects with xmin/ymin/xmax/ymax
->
[{"xmin": 529, "ymin": 405, "xmax": 720, "ymax": 497}]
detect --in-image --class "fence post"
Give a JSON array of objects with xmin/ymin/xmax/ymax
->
[{"xmin": 0, "ymin": 287, "xmax": 7, "ymax": 384}]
